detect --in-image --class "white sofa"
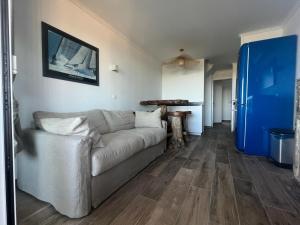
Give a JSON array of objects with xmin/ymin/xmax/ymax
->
[{"xmin": 17, "ymin": 109, "xmax": 167, "ymax": 218}]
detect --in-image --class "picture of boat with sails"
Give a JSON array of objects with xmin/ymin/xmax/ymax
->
[{"xmin": 42, "ymin": 22, "xmax": 99, "ymax": 85}]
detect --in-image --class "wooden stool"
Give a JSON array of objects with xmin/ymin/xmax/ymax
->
[{"xmin": 167, "ymin": 111, "xmax": 192, "ymax": 148}]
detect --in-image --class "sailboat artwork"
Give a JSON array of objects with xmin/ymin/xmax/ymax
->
[{"xmin": 42, "ymin": 22, "xmax": 99, "ymax": 86}]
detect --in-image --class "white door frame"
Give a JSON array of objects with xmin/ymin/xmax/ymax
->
[
  {"xmin": 212, "ymin": 78, "xmax": 232, "ymax": 125},
  {"xmin": 210, "ymin": 65, "xmax": 237, "ymax": 130}
]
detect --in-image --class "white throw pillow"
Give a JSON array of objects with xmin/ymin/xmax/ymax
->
[
  {"xmin": 39, "ymin": 117, "xmax": 104, "ymax": 148},
  {"xmin": 135, "ymin": 108, "xmax": 162, "ymax": 128}
]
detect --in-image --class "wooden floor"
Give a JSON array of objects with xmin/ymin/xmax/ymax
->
[{"xmin": 17, "ymin": 124, "xmax": 300, "ymax": 225}]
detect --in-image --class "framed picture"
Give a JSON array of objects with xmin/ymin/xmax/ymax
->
[{"xmin": 42, "ymin": 22, "xmax": 99, "ymax": 86}]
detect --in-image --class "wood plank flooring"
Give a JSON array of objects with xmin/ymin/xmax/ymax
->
[{"xmin": 16, "ymin": 124, "xmax": 300, "ymax": 225}]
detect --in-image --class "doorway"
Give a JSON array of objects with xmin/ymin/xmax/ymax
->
[{"xmin": 213, "ymin": 79, "xmax": 232, "ymax": 125}]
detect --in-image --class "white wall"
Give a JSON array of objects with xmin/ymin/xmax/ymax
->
[
  {"xmin": 284, "ymin": 4, "xmax": 300, "ymax": 78},
  {"xmin": 213, "ymin": 69, "xmax": 233, "ymax": 80},
  {"xmin": 13, "ymin": 0, "xmax": 162, "ymax": 128},
  {"xmin": 240, "ymin": 27, "xmax": 284, "ymax": 45},
  {"xmin": 162, "ymin": 59, "xmax": 205, "ymax": 101},
  {"xmin": 162, "ymin": 59, "xmax": 205, "ymax": 135}
]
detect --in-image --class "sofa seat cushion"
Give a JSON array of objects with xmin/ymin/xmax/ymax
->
[
  {"xmin": 118, "ymin": 128, "xmax": 167, "ymax": 148},
  {"xmin": 91, "ymin": 132, "xmax": 144, "ymax": 176}
]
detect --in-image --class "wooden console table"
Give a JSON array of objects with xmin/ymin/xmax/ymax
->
[
  {"xmin": 140, "ymin": 99, "xmax": 190, "ymax": 119},
  {"xmin": 140, "ymin": 99, "xmax": 193, "ymax": 148}
]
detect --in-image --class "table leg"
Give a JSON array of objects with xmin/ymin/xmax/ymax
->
[
  {"xmin": 170, "ymin": 116, "xmax": 185, "ymax": 148},
  {"xmin": 160, "ymin": 105, "xmax": 168, "ymax": 121}
]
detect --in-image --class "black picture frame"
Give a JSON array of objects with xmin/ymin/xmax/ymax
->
[{"xmin": 42, "ymin": 22, "xmax": 99, "ymax": 86}]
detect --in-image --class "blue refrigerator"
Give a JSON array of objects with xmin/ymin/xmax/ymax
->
[{"xmin": 236, "ymin": 35, "xmax": 297, "ymax": 156}]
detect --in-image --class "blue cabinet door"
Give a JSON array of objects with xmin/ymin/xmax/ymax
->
[
  {"xmin": 244, "ymin": 35, "xmax": 297, "ymax": 156},
  {"xmin": 236, "ymin": 44, "xmax": 249, "ymax": 151}
]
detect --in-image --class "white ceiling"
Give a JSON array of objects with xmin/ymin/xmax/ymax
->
[{"xmin": 76, "ymin": 0, "xmax": 299, "ymax": 65}]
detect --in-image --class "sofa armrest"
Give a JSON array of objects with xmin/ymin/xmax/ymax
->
[{"xmin": 17, "ymin": 129, "xmax": 93, "ymax": 218}]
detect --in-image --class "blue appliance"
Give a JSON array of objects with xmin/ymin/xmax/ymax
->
[{"xmin": 235, "ymin": 35, "xmax": 297, "ymax": 156}]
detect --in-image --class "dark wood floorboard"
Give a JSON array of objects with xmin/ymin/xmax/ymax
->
[
  {"xmin": 209, "ymin": 163, "xmax": 240, "ymax": 225},
  {"xmin": 16, "ymin": 124, "xmax": 300, "ymax": 225},
  {"xmin": 233, "ymin": 178, "xmax": 270, "ymax": 225},
  {"xmin": 175, "ymin": 136, "xmax": 201, "ymax": 159},
  {"xmin": 228, "ymin": 153, "xmax": 251, "ymax": 181},
  {"xmin": 142, "ymin": 157, "xmax": 185, "ymax": 201},
  {"xmin": 145, "ymin": 182, "xmax": 189, "ymax": 225},
  {"xmin": 192, "ymin": 166, "xmax": 215, "ymax": 190},
  {"xmin": 276, "ymin": 175, "xmax": 300, "ymax": 214},
  {"xmin": 244, "ymin": 158, "xmax": 297, "ymax": 214},
  {"xmin": 16, "ymin": 190, "xmax": 50, "ymax": 222},
  {"xmin": 215, "ymin": 143, "xmax": 229, "ymax": 164},
  {"xmin": 265, "ymin": 206, "xmax": 300, "ymax": 225},
  {"xmin": 175, "ymin": 186, "xmax": 210, "ymax": 225},
  {"xmin": 77, "ymin": 173, "xmax": 155, "ymax": 225},
  {"xmin": 257, "ymin": 157, "xmax": 294, "ymax": 177},
  {"xmin": 110, "ymin": 195, "xmax": 156, "ymax": 225},
  {"xmin": 183, "ymin": 159, "xmax": 202, "ymax": 170}
]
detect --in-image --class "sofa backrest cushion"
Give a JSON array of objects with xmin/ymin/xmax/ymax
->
[
  {"xmin": 33, "ymin": 109, "xmax": 110, "ymax": 134},
  {"xmin": 38, "ymin": 116, "xmax": 104, "ymax": 148},
  {"xmin": 135, "ymin": 108, "xmax": 162, "ymax": 128},
  {"xmin": 102, "ymin": 110, "xmax": 135, "ymax": 132}
]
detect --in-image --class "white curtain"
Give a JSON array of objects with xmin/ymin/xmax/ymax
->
[
  {"xmin": 13, "ymin": 74, "xmax": 23, "ymax": 153},
  {"xmin": 294, "ymin": 80, "xmax": 300, "ymax": 181}
]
